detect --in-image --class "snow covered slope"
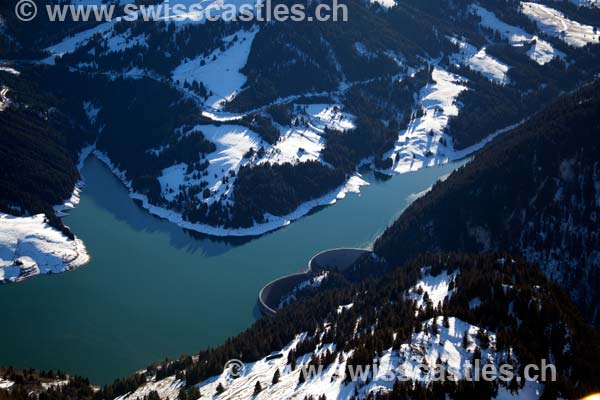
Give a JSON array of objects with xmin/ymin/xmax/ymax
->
[
  {"xmin": 449, "ymin": 37, "xmax": 510, "ymax": 84},
  {"xmin": 406, "ymin": 268, "xmax": 458, "ymax": 312},
  {"xmin": 521, "ymin": 2, "xmax": 600, "ymax": 47},
  {"xmin": 471, "ymin": 4, "xmax": 564, "ymax": 65},
  {"xmin": 382, "ymin": 68, "xmax": 467, "ymax": 174},
  {"xmin": 172, "ymin": 29, "xmax": 257, "ymax": 109},
  {"xmin": 113, "ymin": 261, "xmax": 560, "ymax": 400},
  {"xmin": 125, "ymin": 103, "xmax": 361, "ymax": 236},
  {"xmin": 116, "ymin": 318, "xmax": 542, "ymax": 400},
  {"xmin": 18, "ymin": 0, "xmax": 599, "ymax": 238},
  {"xmin": 0, "ymin": 213, "xmax": 89, "ymax": 282}
]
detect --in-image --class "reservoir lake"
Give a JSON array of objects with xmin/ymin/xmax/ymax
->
[{"xmin": 0, "ymin": 156, "xmax": 462, "ymax": 384}]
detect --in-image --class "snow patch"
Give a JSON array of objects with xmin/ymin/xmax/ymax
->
[
  {"xmin": 397, "ymin": 317, "xmax": 498, "ymax": 383},
  {"xmin": 257, "ymin": 104, "xmax": 354, "ymax": 165},
  {"xmin": 337, "ymin": 303, "xmax": 354, "ymax": 314},
  {"xmin": 406, "ymin": 269, "xmax": 458, "ymax": 313},
  {"xmin": 0, "ymin": 66, "xmax": 20, "ymax": 75},
  {"xmin": 43, "ymin": 22, "xmax": 114, "ymax": 63},
  {"xmin": 449, "ymin": 37, "xmax": 510, "ymax": 84},
  {"xmin": 471, "ymin": 5, "xmax": 564, "ymax": 65},
  {"xmin": 383, "ymin": 68, "xmax": 467, "ymax": 174},
  {"xmin": 521, "ymin": 2, "xmax": 600, "ymax": 47},
  {"xmin": 0, "ymin": 379, "xmax": 14, "ymax": 390},
  {"xmin": 115, "ymin": 376, "xmax": 184, "ymax": 400},
  {"xmin": 83, "ymin": 101, "xmax": 101, "ymax": 124},
  {"xmin": 172, "ymin": 29, "xmax": 257, "ymax": 109},
  {"xmin": 305, "ymin": 104, "xmax": 356, "ymax": 132},
  {"xmin": 369, "ymin": 0, "xmax": 396, "ymax": 8}
]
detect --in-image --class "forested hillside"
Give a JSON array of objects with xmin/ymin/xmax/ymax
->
[
  {"xmin": 374, "ymin": 79, "xmax": 600, "ymax": 327},
  {"xmin": 2, "ymin": 253, "xmax": 598, "ymax": 399},
  {"xmin": 0, "ymin": 67, "xmax": 94, "ymax": 234},
  {"xmin": 3, "ymin": 0, "xmax": 600, "ymax": 234}
]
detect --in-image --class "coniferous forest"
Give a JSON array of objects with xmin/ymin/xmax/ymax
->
[{"xmin": 2, "ymin": 0, "xmax": 600, "ymax": 398}]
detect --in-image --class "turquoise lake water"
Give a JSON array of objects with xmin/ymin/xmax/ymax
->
[{"xmin": 0, "ymin": 156, "xmax": 462, "ymax": 384}]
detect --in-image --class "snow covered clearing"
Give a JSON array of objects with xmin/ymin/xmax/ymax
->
[
  {"xmin": 40, "ymin": 380, "xmax": 70, "ymax": 390},
  {"xmin": 406, "ymin": 268, "xmax": 458, "ymax": 313},
  {"xmin": 305, "ymin": 104, "xmax": 356, "ymax": 132},
  {"xmin": 471, "ymin": 4, "xmax": 564, "ymax": 65},
  {"xmin": 521, "ymin": 2, "xmax": 600, "ymax": 47},
  {"xmin": 262, "ymin": 127, "xmax": 324, "ymax": 165},
  {"xmin": 150, "ymin": 67, "xmax": 517, "ymax": 237},
  {"xmin": 382, "ymin": 68, "xmax": 467, "ymax": 174},
  {"xmin": 0, "ymin": 143, "xmax": 92, "ymax": 283},
  {"xmin": 354, "ymin": 42, "xmax": 374, "ymax": 58},
  {"xmin": 337, "ymin": 302, "xmax": 354, "ymax": 314},
  {"xmin": 0, "ymin": 213, "xmax": 89, "ymax": 282},
  {"xmin": 43, "ymin": 22, "xmax": 115, "ymax": 63},
  {"xmin": 0, "ymin": 66, "xmax": 20, "ymax": 75},
  {"xmin": 172, "ymin": 29, "xmax": 257, "ymax": 109},
  {"xmin": 259, "ymin": 104, "xmax": 354, "ymax": 165},
  {"xmin": 115, "ymin": 376, "xmax": 184, "ymax": 400},
  {"xmin": 0, "ymin": 378, "xmax": 14, "ymax": 390},
  {"xmin": 369, "ymin": 0, "xmax": 396, "ymax": 8},
  {"xmin": 398, "ymin": 317, "xmax": 496, "ymax": 381},
  {"xmin": 160, "ymin": 124, "xmax": 265, "ymax": 204},
  {"xmin": 42, "ymin": 0, "xmax": 255, "ymax": 65},
  {"xmin": 449, "ymin": 37, "xmax": 510, "ymax": 84},
  {"xmin": 43, "ymin": 24, "xmax": 149, "ymax": 65}
]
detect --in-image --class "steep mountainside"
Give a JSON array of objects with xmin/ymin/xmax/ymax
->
[
  {"xmin": 0, "ymin": 66, "xmax": 94, "ymax": 234},
  {"xmin": 2, "ymin": 0, "xmax": 599, "ymax": 235},
  {"xmin": 2, "ymin": 253, "xmax": 599, "ymax": 399},
  {"xmin": 373, "ymin": 79, "xmax": 600, "ymax": 327},
  {"xmin": 0, "ymin": 66, "xmax": 94, "ymax": 282}
]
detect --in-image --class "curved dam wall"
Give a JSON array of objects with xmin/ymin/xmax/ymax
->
[
  {"xmin": 258, "ymin": 248, "xmax": 371, "ymax": 316},
  {"xmin": 309, "ymin": 248, "xmax": 371, "ymax": 272}
]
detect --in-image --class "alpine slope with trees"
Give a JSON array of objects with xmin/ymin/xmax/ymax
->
[
  {"xmin": 2, "ymin": 54, "xmax": 600, "ymax": 398},
  {"xmin": 372, "ymin": 78, "xmax": 600, "ymax": 329},
  {"xmin": 2, "ymin": 253, "xmax": 599, "ymax": 399},
  {"xmin": 3, "ymin": 0, "xmax": 600, "ymax": 237}
]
